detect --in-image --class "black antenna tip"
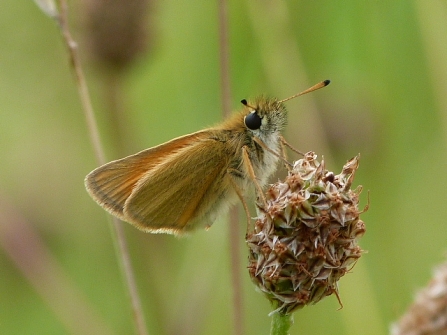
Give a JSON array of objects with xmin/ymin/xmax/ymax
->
[
  {"xmin": 241, "ymin": 99, "xmax": 248, "ymax": 106},
  {"xmin": 323, "ymin": 79, "xmax": 331, "ymax": 86}
]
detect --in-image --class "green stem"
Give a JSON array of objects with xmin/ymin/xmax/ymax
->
[{"xmin": 270, "ymin": 310, "xmax": 293, "ymax": 335}]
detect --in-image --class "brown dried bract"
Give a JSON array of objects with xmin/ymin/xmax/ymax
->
[{"xmin": 247, "ymin": 152, "xmax": 366, "ymax": 314}]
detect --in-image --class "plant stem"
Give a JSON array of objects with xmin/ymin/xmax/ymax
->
[
  {"xmin": 56, "ymin": 2, "xmax": 148, "ymax": 334},
  {"xmin": 217, "ymin": 1, "xmax": 244, "ymax": 335},
  {"xmin": 270, "ymin": 310, "xmax": 293, "ymax": 335}
]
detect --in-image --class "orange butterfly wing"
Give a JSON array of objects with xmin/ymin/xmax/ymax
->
[
  {"xmin": 85, "ymin": 131, "xmax": 213, "ymax": 219},
  {"xmin": 85, "ymin": 130, "xmax": 236, "ymax": 234}
]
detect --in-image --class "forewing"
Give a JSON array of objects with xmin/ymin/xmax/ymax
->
[
  {"xmin": 123, "ymin": 138, "xmax": 230, "ymax": 234},
  {"xmin": 85, "ymin": 131, "xmax": 213, "ymax": 220}
]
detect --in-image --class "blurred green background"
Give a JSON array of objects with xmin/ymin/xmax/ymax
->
[{"xmin": 1, "ymin": 1, "xmax": 447, "ymax": 334}]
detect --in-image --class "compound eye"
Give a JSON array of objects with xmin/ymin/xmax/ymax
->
[{"xmin": 244, "ymin": 111, "xmax": 262, "ymax": 130}]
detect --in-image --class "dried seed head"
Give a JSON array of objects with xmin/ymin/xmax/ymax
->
[
  {"xmin": 247, "ymin": 152, "xmax": 366, "ymax": 314},
  {"xmin": 81, "ymin": 0, "xmax": 153, "ymax": 72},
  {"xmin": 392, "ymin": 259, "xmax": 447, "ymax": 335}
]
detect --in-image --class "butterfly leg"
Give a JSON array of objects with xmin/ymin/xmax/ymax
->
[
  {"xmin": 253, "ymin": 136, "xmax": 292, "ymax": 170},
  {"xmin": 280, "ymin": 135, "xmax": 305, "ymax": 156},
  {"xmin": 241, "ymin": 146, "xmax": 268, "ymax": 209},
  {"xmin": 227, "ymin": 170, "xmax": 253, "ymax": 233}
]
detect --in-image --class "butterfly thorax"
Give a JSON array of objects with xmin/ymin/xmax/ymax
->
[{"xmin": 213, "ymin": 96, "xmax": 287, "ymax": 190}]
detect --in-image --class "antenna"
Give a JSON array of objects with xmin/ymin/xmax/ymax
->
[{"xmin": 278, "ymin": 79, "xmax": 330, "ymax": 103}]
